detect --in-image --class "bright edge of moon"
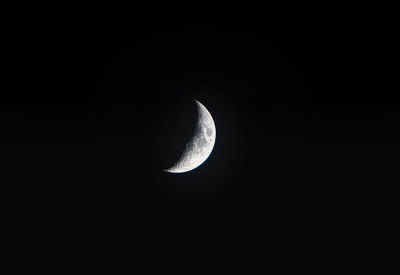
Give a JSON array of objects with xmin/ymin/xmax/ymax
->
[{"xmin": 164, "ymin": 99, "xmax": 216, "ymax": 173}]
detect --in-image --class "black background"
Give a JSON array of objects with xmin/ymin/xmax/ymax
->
[{"xmin": 2, "ymin": 3, "xmax": 397, "ymax": 256}]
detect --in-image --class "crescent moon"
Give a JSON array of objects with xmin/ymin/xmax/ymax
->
[{"xmin": 164, "ymin": 100, "xmax": 216, "ymax": 173}]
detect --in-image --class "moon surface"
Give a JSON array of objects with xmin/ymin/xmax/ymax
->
[{"xmin": 165, "ymin": 100, "xmax": 216, "ymax": 173}]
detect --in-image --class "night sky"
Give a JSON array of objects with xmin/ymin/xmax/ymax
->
[{"xmin": 3, "ymin": 3, "xmax": 397, "ymax": 251}]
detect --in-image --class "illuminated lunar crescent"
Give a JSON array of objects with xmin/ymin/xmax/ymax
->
[{"xmin": 164, "ymin": 100, "xmax": 216, "ymax": 173}]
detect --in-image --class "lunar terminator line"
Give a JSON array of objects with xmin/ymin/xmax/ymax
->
[{"xmin": 164, "ymin": 100, "xmax": 216, "ymax": 173}]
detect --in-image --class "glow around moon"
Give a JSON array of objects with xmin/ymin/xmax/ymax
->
[{"xmin": 164, "ymin": 100, "xmax": 216, "ymax": 173}]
